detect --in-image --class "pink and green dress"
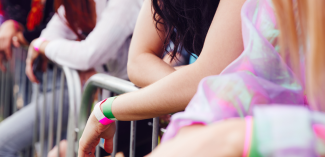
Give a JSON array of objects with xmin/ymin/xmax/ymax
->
[{"xmin": 162, "ymin": 0, "xmax": 325, "ymax": 156}]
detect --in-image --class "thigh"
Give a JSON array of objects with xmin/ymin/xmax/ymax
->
[{"xmin": 0, "ymin": 101, "xmax": 36, "ymax": 154}]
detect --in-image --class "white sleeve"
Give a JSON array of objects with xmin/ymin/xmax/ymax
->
[
  {"xmin": 40, "ymin": 6, "xmax": 78, "ymax": 40},
  {"xmin": 44, "ymin": 0, "xmax": 143, "ymax": 71}
]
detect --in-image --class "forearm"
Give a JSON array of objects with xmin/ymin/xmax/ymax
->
[
  {"xmin": 114, "ymin": 61, "xmax": 211, "ymax": 120},
  {"xmin": 128, "ymin": 52, "xmax": 176, "ymax": 87}
]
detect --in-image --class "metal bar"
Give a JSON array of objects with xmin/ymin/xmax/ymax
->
[
  {"xmin": 78, "ymin": 74, "xmax": 139, "ymax": 156},
  {"xmin": 32, "ymin": 84, "xmax": 39, "ymax": 157},
  {"xmin": 56, "ymin": 71, "xmax": 64, "ymax": 155},
  {"xmin": 48, "ymin": 65, "xmax": 57, "ymax": 151},
  {"xmin": 78, "ymin": 74, "xmax": 139, "ymax": 140},
  {"xmin": 152, "ymin": 117, "xmax": 159, "ymax": 150},
  {"xmin": 0, "ymin": 71, "xmax": 2, "ymax": 120},
  {"xmin": 111, "ymin": 121, "xmax": 118, "ymax": 157},
  {"xmin": 129, "ymin": 121, "xmax": 137, "ymax": 157},
  {"xmin": 40, "ymin": 71, "xmax": 48, "ymax": 156},
  {"xmin": 11, "ymin": 48, "xmax": 17, "ymax": 114},
  {"xmin": 62, "ymin": 67, "xmax": 76, "ymax": 157},
  {"xmin": 1, "ymin": 65, "xmax": 5, "ymax": 118},
  {"xmin": 56, "ymin": 72, "xmax": 65, "ymax": 157},
  {"xmin": 3, "ymin": 62, "xmax": 9, "ymax": 118},
  {"xmin": 21, "ymin": 49, "xmax": 27, "ymax": 107},
  {"xmin": 96, "ymin": 89, "xmax": 102, "ymax": 157},
  {"xmin": 71, "ymin": 69, "xmax": 81, "ymax": 123}
]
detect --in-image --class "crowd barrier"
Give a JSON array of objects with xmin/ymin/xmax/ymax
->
[
  {"xmin": 0, "ymin": 47, "xmax": 160, "ymax": 157},
  {"xmin": 77, "ymin": 74, "xmax": 160, "ymax": 157}
]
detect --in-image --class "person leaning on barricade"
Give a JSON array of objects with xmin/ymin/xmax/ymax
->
[
  {"xmin": 148, "ymin": 0, "xmax": 325, "ymax": 156},
  {"xmin": 0, "ymin": 0, "xmax": 144, "ymax": 156},
  {"xmin": 78, "ymin": 0, "xmax": 247, "ymax": 156},
  {"xmin": 0, "ymin": 0, "xmax": 54, "ymax": 71},
  {"xmin": 82, "ymin": 0, "xmax": 325, "ymax": 156}
]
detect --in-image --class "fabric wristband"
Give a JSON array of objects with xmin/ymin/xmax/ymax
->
[
  {"xmin": 33, "ymin": 37, "xmax": 46, "ymax": 52},
  {"xmin": 102, "ymin": 96, "xmax": 117, "ymax": 120},
  {"xmin": 93, "ymin": 100, "xmax": 115, "ymax": 125}
]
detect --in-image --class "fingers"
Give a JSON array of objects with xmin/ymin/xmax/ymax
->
[
  {"xmin": 12, "ymin": 36, "xmax": 21, "ymax": 48},
  {"xmin": 103, "ymin": 138, "xmax": 114, "ymax": 153},
  {"xmin": 3, "ymin": 40, "xmax": 12, "ymax": 60},
  {"xmin": 25, "ymin": 60, "xmax": 39, "ymax": 83},
  {"xmin": 78, "ymin": 140, "xmax": 97, "ymax": 157}
]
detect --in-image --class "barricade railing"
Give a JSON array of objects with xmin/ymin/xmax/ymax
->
[
  {"xmin": 1, "ymin": 46, "xmax": 160, "ymax": 157},
  {"xmin": 33, "ymin": 60, "xmax": 82, "ymax": 157},
  {"xmin": 78, "ymin": 73, "xmax": 160, "ymax": 157},
  {"xmin": 0, "ymin": 47, "xmax": 81, "ymax": 157}
]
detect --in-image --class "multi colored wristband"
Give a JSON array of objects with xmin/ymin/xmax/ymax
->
[{"xmin": 93, "ymin": 97, "xmax": 117, "ymax": 125}]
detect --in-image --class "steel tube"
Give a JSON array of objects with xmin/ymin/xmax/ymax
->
[
  {"xmin": 129, "ymin": 121, "xmax": 137, "ymax": 157},
  {"xmin": 62, "ymin": 67, "xmax": 77, "ymax": 157},
  {"xmin": 152, "ymin": 117, "xmax": 159, "ymax": 150},
  {"xmin": 40, "ymin": 71, "xmax": 48, "ymax": 156},
  {"xmin": 56, "ymin": 72, "xmax": 65, "ymax": 157},
  {"xmin": 78, "ymin": 74, "xmax": 139, "ymax": 141},
  {"xmin": 96, "ymin": 90, "xmax": 102, "ymax": 157},
  {"xmin": 3, "ymin": 63, "xmax": 8, "ymax": 118},
  {"xmin": 48, "ymin": 65, "xmax": 57, "ymax": 151},
  {"xmin": 32, "ymin": 84, "xmax": 39, "ymax": 157},
  {"xmin": 111, "ymin": 121, "xmax": 118, "ymax": 157},
  {"xmin": 0, "ymin": 65, "xmax": 5, "ymax": 119}
]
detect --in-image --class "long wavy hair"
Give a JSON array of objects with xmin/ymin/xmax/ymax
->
[
  {"xmin": 273, "ymin": 0, "xmax": 325, "ymax": 111},
  {"xmin": 54, "ymin": 0, "xmax": 96, "ymax": 40},
  {"xmin": 152, "ymin": 0, "xmax": 220, "ymax": 61}
]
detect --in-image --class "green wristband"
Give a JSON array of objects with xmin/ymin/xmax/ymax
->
[{"xmin": 102, "ymin": 96, "xmax": 117, "ymax": 120}]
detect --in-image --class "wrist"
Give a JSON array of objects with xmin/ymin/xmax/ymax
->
[
  {"xmin": 93, "ymin": 97, "xmax": 117, "ymax": 126},
  {"xmin": 101, "ymin": 97, "xmax": 117, "ymax": 120},
  {"xmin": 33, "ymin": 38, "xmax": 47, "ymax": 54}
]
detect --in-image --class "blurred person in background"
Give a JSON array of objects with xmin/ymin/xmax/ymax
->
[
  {"xmin": 0, "ymin": 0, "xmax": 143, "ymax": 157},
  {"xmin": 0, "ymin": 0, "xmax": 54, "ymax": 71},
  {"xmin": 147, "ymin": 0, "xmax": 325, "ymax": 156}
]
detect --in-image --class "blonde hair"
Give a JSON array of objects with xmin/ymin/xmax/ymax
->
[{"xmin": 273, "ymin": 0, "xmax": 325, "ymax": 111}]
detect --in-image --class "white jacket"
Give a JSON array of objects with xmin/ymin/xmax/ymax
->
[{"xmin": 41, "ymin": 0, "xmax": 143, "ymax": 79}]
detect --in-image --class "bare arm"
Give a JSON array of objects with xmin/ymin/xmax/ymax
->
[
  {"xmin": 127, "ymin": 0, "xmax": 175, "ymax": 87},
  {"xmin": 148, "ymin": 119, "xmax": 245, "ymax": 157},
  {"xmin": 113, "ymin": 0, "xmax": 245, "ymax": 120}
]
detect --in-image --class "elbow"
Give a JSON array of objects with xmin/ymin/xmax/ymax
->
[
  {"xmin": 127, "ymin": 60, "xmax": 144, "ymax": 87},
  {"xmin": 77, "ymin": 54, "xmax": 96, "ymax": 71}
]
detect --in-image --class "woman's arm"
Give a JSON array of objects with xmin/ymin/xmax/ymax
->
[
  {"xmin": 148, "ymin": 119, "xmax": 245, "ymax": 157},
  {"xmin": 40, "ymin": 6, "xmax": 77, "ymax": 41},
  {"xmin": 127, "ymin": 0, "xmax": 175, "ymax": 87},
  {"xmin": 113, "ymin": 0, "xmax": 245, "ymax": 120},
  {"xmin": 39, "ymin": 0, "xmax": 142, "ymax": 71}
]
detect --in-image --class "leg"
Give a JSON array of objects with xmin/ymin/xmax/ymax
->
[{"xmin": 0, "ymin": 88, "xmax": 69, "ymax": 157}]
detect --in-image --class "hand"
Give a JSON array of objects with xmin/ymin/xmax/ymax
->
[
  {"xmin": 78, "ymin": 112, "xmax": 116, "ymax": 157},
  {"xmin": 0, "ymin": 20, "xmax": 23, "ymax": 71},
  {"xmin": 12, "ymin": 31, "xmax": 29, "ymax": 48},
  {"xmin": 25, "ymin": 39, "xmax": 48, "ymax": 83},
  {"xmin": 147, "ymin": 119, "xmax": 246, "ymax": 157}
]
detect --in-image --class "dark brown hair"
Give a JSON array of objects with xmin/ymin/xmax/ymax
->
[
  {"xmin": 54, "ymin": 0, "xmax": 96, "ymax": 40},
  {"xmin": 152, "ymin": 0, "xmax": 220, "ymax": 61}
]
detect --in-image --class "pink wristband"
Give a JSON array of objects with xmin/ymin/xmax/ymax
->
[
  {"xmin": 93, "ymin": 100, "xmax": 115, "ymax": 125},
  {"xmin": 33, "ymin": 38, "xmax": 46, "ymax": 52},
  {"xmin": 242, "ymin": 116, "xmax": 253, "ymax": 157}
]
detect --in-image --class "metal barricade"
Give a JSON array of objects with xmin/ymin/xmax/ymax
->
[
  {"xmin": 34, "ymin": 63, "xmax": 81, "ymax": 157},
  {"xmin": 78, "ymin": 73, "xmax": 160, "ymax": 157},
  {"xmin": 0, "ymin": 47, "xmax": 81, "ymax": 157}
]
